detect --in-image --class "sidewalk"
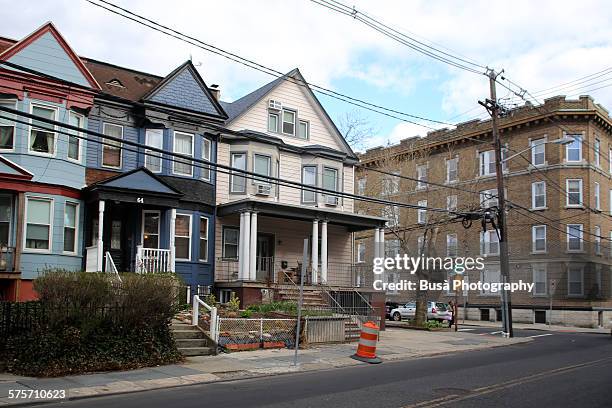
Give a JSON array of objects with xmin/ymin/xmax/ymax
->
[
  {"xmin": 458, "ymin": 319, "xmax": 611, "ymax": 334},
  {"xmin": 0, "ymin": 328, "xmax": 530, "ymax": 406}
]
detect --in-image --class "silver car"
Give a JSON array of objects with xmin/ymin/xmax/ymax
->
[{"xmin": 390, "ymin": 301, "xmax": 451, "ymax": 322}]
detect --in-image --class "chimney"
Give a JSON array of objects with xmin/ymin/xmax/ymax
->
[{"xmin": 208, "ymin": 84, "xmax": 220, "ymax": 100}]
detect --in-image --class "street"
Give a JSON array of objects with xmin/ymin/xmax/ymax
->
[{"xmin": 34, "ymin": 328, "xmax": 611, "ymax": 408}]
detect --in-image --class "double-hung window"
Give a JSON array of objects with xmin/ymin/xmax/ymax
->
[
  {"xmin": 532, "ymin": 181, "xmax": 546, "ymax": 209},
  {"xmin": 142, "ymin": 211, "xmax": 160, "ymax": 248},
  {"xmin": 268, "ymin": 112, "xmax": 279, "ymax": 133},
  {"xmin": 30, "ymin": 105, "xmax": 57, "ymax": 155},
  {"xmin": 480, "ymin": 189, "xmax": 498, "ymax": 209},
  {"xmin": 382, "ymin": 171, "xmax": 400, "ymax": 195},
  {"xmin": 447, "ymin": 195, "xmax": 457, "ymax": 212},
  {"xmin": 145, "ymin": 129, "xmax": 163, "ymax": 173},
  {"xmin": 565, "ymin": 134, "xmax": 582, "ymax": 162},
  {"xmin": 594, "ymin": 226, "xmax": 601, "ymax": 255},
  {"xmin": 481, "ymin": 267, "xmax": 501, "ymax": 295},
  {"xmin": 532, "ymin": 225, "xmax": 546, "ymax": 253},
  {"xmin": 222, "ymin": 228, "xmax": 239, "ymax": 259},
  {"xmin": 254, "ymin": 154, "xmax": 271, "ymax": 186},
  {"xmin": 102, "ymin": 123, "xmax": 123, "ymax": 168},
  {"xmin": 173, "ymin": 132, "xmax": 194, "ymax": 176},
  {"xmin": 384, "ymin": 239, "xmax": 401, "ymax": 258},
  {"xmin": 67, "ymin": 112, "xmax": 83, "ymax": 162},
  {"xmin": 63, "ymin": 202, "xmax": 78, "ymax": 253},
  {"xmin": 201, "ymin": 138, "xmax": 212, "ymax": 181},
  {"xmin": 174, "ymin": 214, "xmax": 191, "ymax": 260},
  {"xmin": 25, "ymin": 197, "xmax": 52, "ymax": 251},
  {"xmin": 446, "ymin": 157, "xmax": 458, "ymax": 182},
  {"xmin": 532, "ymin": 264, "xmax": 547, "ymax": 296},
  {"xmin": 298, "ymin": 120, "xmax": 309, "ymax": 139},
  {"xmin": 567, "ymin": 265, "xmax": 584, "ymax": 296},
  {"xmin": 0, "ymin": 196, "xmax": 11, "ymax": 245},
  {"xmin": 357, "ymin": 178, "xmax": 366, "ymax": 195},
  {"xmin": 302, "ymin": 165, "xmax": 317, "ymax": 203},
  {"xmin": 282, "ymin": 110, "xmax": 296, "ymax": 135},
  {"xmin": 479, "ymin": 150, "xmax": 496, "ymax": 176},
  {"xmin": 480, "ymin": 230, "xmax": 499, "ymax": 255},
  {"xmin": 416, "ymin": 165, "xmax": 427, "ymax": 189},
  {"xmin": 383, "ymin": 205, "xmax": 399, "ymax": 227},
  {"xmin": 595, "ymin": 182, "xmax": 601, "ymax": 210},
  {"xmin": 531, "ymin": 138, "xmax": 546, "ymax": 166},
  {"xmin": 447, "ymin": 233, "xmax": 458, "ymax": 257},
  {"xmin": 417, "ymin": 200, "xmax": 427, "ymax": 224},
  {"xmin": 323, "ymin": 167, "xmax": 338, "ymax": 205},
  {"xmin": 230, "ymin": 153, "xmax": 247, "ymax": 193},
  {"xmin": 356, "ymin": 241, "xmax": 366, "ymax": 263},
  {"xmin": 566, "ymin": 179, "xmax": 583, "ymax": 206},
  {"xmin": 567, "ymin": 224, "xmax": 583, "ymax": 251},
  {"xmin": 0, "ymin": 100, "xmax": 16, "ymax": 150},
  {"xmin": 199, "ymin": 217, "xmax": 209, "ymax": 262},
  {"xmin": 594, "ymin": 138, "xmax": 601, "ymax": 167}
]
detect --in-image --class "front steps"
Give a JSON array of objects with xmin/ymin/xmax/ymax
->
[
  {"xmin": 277, "ymin": 288, "xmax": 328, "ymax": 308},
  {"xmin": 171, "ymin": 320, "xmax": 215, "ymax": 356}
]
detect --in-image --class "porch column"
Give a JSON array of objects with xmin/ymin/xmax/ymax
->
[
  {"xmin": 311, "ymin": 219, "xmax": 319, "ymax": 284},
  {"xmin": 379, "ymin": 228, "xmax": 385, "ymax": 259},
  {"xmin": 321, "ymin": 220, "xmax": 328, "ymax": 284},
  {"xmin": 239, "ymin": 211, "xmax": 251, "ymax": 280},
  {"xmin": 374, "ymin": 227, "xmax": 380, "ymax": 259},
  {"xmin": 97, "ymin": 200, "xmax": 105, "ymax": 271},
  {"xmin": 249, "ymin": 212, "xmax": 258, "ymax": 281},
  {"xmin": 169, "ymin": 209, "xmax": 176, "ymax": 273}
]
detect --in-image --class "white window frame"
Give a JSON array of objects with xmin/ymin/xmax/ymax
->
[
  {"xmin": 565, "ymin": 134, "xmax": 582, "ymax": 162},
  {"xmin": 480, "ymin": 267, "xmax": 501, "ymax": 295},
  {"xmin": 101, "ymin": 122, "xmax": 123, "ymax": 169},
  {"xmin": 230, "ymin": 152, "xmax": 247, "ymax": 194},
  {"xmin": 323, "ymin": 167, "xmax": 338, "ymax": 193},
  {"xmin": 382, "ymin": 171, "xmax": 400, "ymax": 195},
  {"xmin": 480, "ymin": 188, "xmax": 498, "ymax": 209},
  {"xmin": 29, "ymin": 103, "xmax": 58, "ymax": 157},
  {"xmin": 282, "ymin": 109, "xmax": 296, "ymax": 136},
  {"xmin": 479, "ymin": 150, "xmax": 496, "ymax": 176},
  {"xmin": 447, "ymin": 195, "xmax": 457, "ymax": 212},
  {"xmin": 594, "ymin": 138, "xmax": 601, "ymax": 167},
  {"xmin": 357, "ymin": 178, "xmax": 366, "ymax": 195},
  {"xmin": 24, "ymin": 196, "xmax": 53, "ymax": 253},
  {"xmin": 302, "ymin": 165, "xmax": 317, "ymax": 203},
  {"xmin": 566, "ymin": 179, "xmax": 583, "ymax": 207},
  {"xmin": 173, "ymin": 131, "xmax": 194, "ymax": 176},
  {"xmin": 0, "ymin": 194, "xmax": 12, "ymax": 246},
  {"xmin": 175, "ymin": 213, "xmax": 192, "ymax": 261},
  {"xmin": 446, "ymin": 157, "xmax": 458, "ymax": 183},
  {"xmin": 67, "ymin": 111, "xmax": 84, "ymax": 163},
  {"xmin": 446, "ymin": 233, "xmax": 458, "ymax": 257},
  {"xmin": 298, "ymin": 119, "xmax": 309, "ymax": 140},
  {"xmin": 383, "ymin": 205, "xmax": 399, "ymax": 227},
  {"xmin": 222, "ymin": 227, "xmax": 239, "ymax": 259},
  {"xmin": 141, "ymin": 210, "xmax": 161, "ymax": 249},
  {"xmin": 567, "ymin": 265, "xmax": 584, "ymax": 297},
  {"xmin": 268, "ymin": 111, "xmax": 279, "ymax": 133},
  {"xmin": 567, "ymin": 224, "xmax": 583, "ymax": 252},
  {"xmin": 417, "ymin": 200, "xmax": 427, "ymax": 224},
  {"xmin": 480, "ymin": 230, "xmax": 500, "ymax": 256},
  {"xmin": 532, "ymin": 264, "xmax": 547, "ymax": 296},
  {"xmin": 201, "ymin": 137, "xmax": 212, "ymax": 182},
  {"xmin": 253, "ymin": 154, "xmax": 272, "ymax": 186},
  {"xmin": 531, "ymin": 181, "xmax": 546, "ymax": 209},
  {"xmin": 594, "ymin": 225, "xmax": 601, "ymax": 255},
  {"xmin": 595, "ymin": 182, "xmax": 601, "ymax": 210},
  {"xmin": 144, "ymin": 128, "xmax": 163, "ymax": 173},
  {"xmin": 199, "ymin": 216, "xmax": 209, "ymax": 262},
  {"xmin": 609, "ymin": 147, "xmax": 612, "ymax": 174},
  {"xmin": 357, "ymin": 241, "xmax": 366, "ymax": 263},
  {"xmin": 530, "ymin": 138, "xmax": 546, "ymax": 166},
  {"xmin": 63, "ymin": 201, "xmax": 79, "ymax": 254},
  {"xmin": 0, "ymin": 99, "xmax": 16, "ymax": 151},
  {"xmin": 532, "ymin": 225, "xmax": 546, "ymax": 253},
  {"xmin": 416, "ymin": 165, "xmax": 427, "ymax": 189}
]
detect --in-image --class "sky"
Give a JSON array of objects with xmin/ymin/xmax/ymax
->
[{"xmin": 2, "ymin": 0, "xmax": 612, "ymax": 151}]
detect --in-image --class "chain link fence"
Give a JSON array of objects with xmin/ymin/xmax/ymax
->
[{"xmin": 217, "ymin": 318, "xmax": 297, "ymax": 351}]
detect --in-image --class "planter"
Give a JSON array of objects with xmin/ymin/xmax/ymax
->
[
  {"xmin": 263, "ymin": 341, "xmax": 286, "ymax": 349},
  {"xmin": 225, "ymin": 343, "xmax": 260, "ymax": 351}
]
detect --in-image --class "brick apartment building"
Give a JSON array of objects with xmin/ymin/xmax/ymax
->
[{"xmin": 356, "ymin": 95, "xmax": 612, "ymax": 328}]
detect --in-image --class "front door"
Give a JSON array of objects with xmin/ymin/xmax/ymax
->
[{"xmin": 256, "ymin": 234, "xmax": 274, "ymax": 282}]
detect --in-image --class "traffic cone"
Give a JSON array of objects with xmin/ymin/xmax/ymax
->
[{"xmin": 351, "ymin": 321, "xmax": 382, "ymax": 364}]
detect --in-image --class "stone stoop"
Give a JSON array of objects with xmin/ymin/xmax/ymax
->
[
  {"xmin": 171, "ymin": 320, "xmax": 214, "ymax": 357},
  {"xmin": 345, "ymin": 320, "xmax": 361, "ymax": 341},
  {"xmin": 277, "ymin": 288, "xmax": 328, "ymax": 308}
]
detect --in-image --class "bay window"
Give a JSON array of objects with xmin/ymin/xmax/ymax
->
[
  {"xmin": 30, "ymin": 105, "xmax": 56, "ymax": 155},
  {"xmin": 0, "ymin": 196, "xmax": 11, "ymax": 245},
  {"xmin": 230, "ymin": 153, "xmax": 247, "ymax": 193},
  {"xmin": 565, "ymin": 134, "xmax": 582, "ymax": 162},
  {"xmin": 63, "ymin": 202, "xmax": 78, "ymax": 253},
  {"xmin": 567, "ymin": 224, "xmax": 583, "ymax": 251},
  {"xmin": 254, "ymin": 154, "xmax": 271, "ymax": 185},
  {"xmin": 302, "ymin": 165, "xmax": 316, "ymax": 203},
  {"xmin": 173, "ymin": 131, "xmax": 194, "ymax": 176},
  {"xmin": 102, "ymin": 123, "xmax": 123, "ymax": 168},
  {"xmin": 145, "ymin": 129, "xmax": 163, "ymax": 173},
  {"xmin": 175, "ymin": 214, "xmax": 191, "ymax": 260},
  {"xmin": 201, "ymin": 137, "xmax": 212, "ymax": 181},
  {"xmin": 142, "ymin": 211, "xmax": 160, "ymax": 248},
  {"xmin": 199, "ymin": 217, "xmax": 209, "ymax": 262},
  {"xmin": 0, "ymin": 100, "xmax": 16, "ymax": 150},
  {"xmin": 67, "ymin": 112, "xmax": 83, "ymax": 161},
  {"xmin": 566, "ymin": 179, "xmax": 582, "ymax": 206}
]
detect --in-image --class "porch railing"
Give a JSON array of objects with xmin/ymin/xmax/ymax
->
[
  {"xmin": 85, "ymin": 245, "xmax": 98, "ymax": 272},
  {"xmin": 0, "ymin": 246, "xmax": 15, "ymax": 272},
  {"xmin": 192, "ymin": 294, "xmax": 219, "ymax": 344},
  {"xmin": 136, "ymin": 246, "xmax": 172, "ymax": 273},
  {"xmin": 215, "ymin": 257, "xmax": 275, "ymax": 282},
  {"xmin": 104, "ymin": 252, "xmax": 122, "ymax": 283}
]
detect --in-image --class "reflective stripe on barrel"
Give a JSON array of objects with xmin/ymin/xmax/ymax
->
[{"xmin": 355, "ymin": 321, "xmax": 380, "ymax": 359}]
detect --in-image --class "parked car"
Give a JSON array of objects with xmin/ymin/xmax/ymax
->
[
  {"xmin": 390, "ymin": 301, "xmax": 451, "ymax": 323},
  {"xmin": 385, "ymin": 302, "xmax": 399, "ymax": 319}
]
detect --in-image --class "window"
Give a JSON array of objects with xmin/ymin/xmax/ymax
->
[
  {"xmin": 111, "ymin": 220, "xmax": 121, "ymax": 249},
  {"xmin": 567, "ymin": 224, "xmax": 583, "ymax": 251},
  {"xmin": 102, "ymin": 123, "xmax": 122, "ymax": 168},
  {"xmin": 594, "ymin": 226, "xmax": 601, "ymax": 255},
  {"xmin": 594, "ymin": 138, "xmax": 601, "ymax": 167},
  {"xmin": 446, "ymin": 157, "xmax": 458, "ymax": 182},
  {"xmin": 447, "ymin": 195, "xmax": 457, "ymax": 212},
  {"xmin": 533, "ymin": 264, "xmax": 547, "ymax": 296},
  {"xmin": 67, "ymin": 112, "xmax": 83, "ymax": 161},
  {"xmin": 25, "ymin": 197, "xmax": 52, "ymax": 250},
  {"xmin": 416, "ymin": 165, "xmax": 427, "ymax": 189},
  {"xmin": 0, "ymin": 196, "xmax": 12, "ymax": 245},
  {"xmin": 447, "ymin": 233, "xmax": 458, "ymax": 257},
  {"xmin": 30, "ymin": 105, "xmax": 56, "ymax": 155},
  {"xmin": 595, "ymin": 182, "xmax": 601, "ymax": 210},
  {"xmin": 298, "ymin": 120, "xmax": 309, "ymax": 139},
  {"xmin": 382, "ymin": 171, "xmax": 400, "ymax": 195},
  {"xmin": 357, "ymin": 241, "xmax": 366, "ymax": 263},
  {"xmin": 417, "ymin": 235, "xmax": 424, "ymax": 254},
  {"xmin": 532, "ymin": 181, "xmax": 546, "ymax": 209},
  {"xmin": 384, "ymin": 239, "xmax": 401, "ymax": 258},
  {"xmin": 567, "ymin": 265, "xmax": 584, "ymax": 296},
  {"xmin": 142, "ymin": 211, "xmax": 160, "ymax": 248},
  {"xmin": 219, "ymin": 289, "xmax": 233, "ymax": 304},
  {"xmin": 481, "ymin": 267, "xmax": 501, "ymax": 295},
  {"xmin": 566, "ymin": 179, "xmax": 583, "ymax": 206},
  {"xmin": 145, "ymin": 129, "xmax": 163, "ymax": 172},
  {"xmin": 63, "ymin": 202, "xmax": 78, "ymax": 253},
  {"xmin": 302, "ymin": 165, "xmax": 317, "ymax": 203},
  {"xmin": 479, "ymin": 150, "xmax": 496, "ymax": 176},
  {"xmin": 532, "ymin": 225, "xmax": 546, "ymax": 253},
  {"xmin": 230, "ymin": 153, "xmax": 247, "ymax": 193},
  {"xmin": 199, "ymin": 217, "xmax": 209, "ymax": 262},
  {"xmin": 480, "ymin": 189, "xmax": 498, "ymax": 209},
  {"xmin": 222, "ymin": 228, "xmax": 239, "ymax": 259},
  {"xmin": 357, "ymin": 178, "xmax": 366, "ymax": 195},
  {"xmin": 268, "ymin": 112, "xmax": 279, "ymax": 133},
  {"xmin": 565, "ymin": 134, "xmax": 582, "ymax": 162},
  {"xmin": 323, "ymin": 167, "xmax": 338, "ymax": 198},
  {"xmin": 383, "ymin": 205, "xmax": 399, "ymax": 227},
  {"xmin": 282, "ymin": 110, "xmax": 296, "ymax": 135},
  {"xmin": 0, "ymin": 100, "xmax": 15, "ymax": 150},
  {"xmin": 609, "ymin": 148, "xmax": 612, "ymax": 174},
  {"xmin": 531, "ymin": 138, "xmax": 546, "ymax": 166},
  {"xmin": 201, "ymin": 138, "xmax": 212, "ymax": 181},
  {"xmin": 417, "ymin": 200, "xmax": 427, "ymax": 224},
  {"xmin": 254, "ymin": 154, "xmax": 271, "ymax": 186},
  {"xmin": 480, "ymin": 230, "xmax": 499, "ymax": 255},
  {"xmin": 173, "ymin": 132, "xmax": 194, "ymax": 176},
  {"xmin": 175, "ymin": 214, "xmax": 191, "ymax": 260}
]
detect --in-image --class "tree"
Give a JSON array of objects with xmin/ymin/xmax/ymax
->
[{"xmin": 337, "ymin": 110, "xmax": 377, "ymax": 150}]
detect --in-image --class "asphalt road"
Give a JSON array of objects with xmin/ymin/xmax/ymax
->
[{"xmin": 32, "ymin": 328, "xmax": 612, "ymax": 408}]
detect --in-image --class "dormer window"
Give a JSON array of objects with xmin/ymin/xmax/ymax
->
[
  {"xmin": 282, "ymin": 110, "xmax": 296, "ymax": 135},
  {"xmin": 106, "ymin": 78, "xmax": 125, "ymax": 88}
]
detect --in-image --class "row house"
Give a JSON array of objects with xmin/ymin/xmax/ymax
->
[{"xmin": 357, "ymin": 96, "xmax": 612, "ymax": 328}]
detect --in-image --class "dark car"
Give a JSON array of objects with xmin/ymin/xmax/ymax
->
[{"xmin": 385, "ymin": 302, "xmax": 399, "ymax": 319}]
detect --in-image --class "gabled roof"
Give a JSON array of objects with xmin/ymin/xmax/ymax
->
[
  {"xmin": 88, "ymin": 167, "xmax": 182, "ymax": 196},
  {"xmin": 0, "ymin": 22, "xmax": 100, "ymax": 90},
  {"xmin": 0, "ymin": 155, "xmax": 33, "ymax": 180},
  {"xmin": 221, "ymin": 68, "xmax": 357, "ymax": 159},
  {"xmin": 143, "ymin": 60, "xmax": 227, "ymax": 119}
]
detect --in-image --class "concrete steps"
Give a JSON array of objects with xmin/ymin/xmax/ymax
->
[
  {"xmin": 277, "ymin": 289, "xmax": 328, "ymax": 307},
  {"xmin": 170, "ymin": 321, "xmax": 214, "ymax": 356}
]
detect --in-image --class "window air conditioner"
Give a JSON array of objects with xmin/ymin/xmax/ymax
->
[
  {"xmin": 256, "ymin": 184, "xmax": 272, "ymax": 196},
  {"xmin": 325, "ymin": 195, "xmax": 338, "ymax": 206},
  {"xmin": 268, "ymin": 99, "xmax": 282, "ymax": 110}
]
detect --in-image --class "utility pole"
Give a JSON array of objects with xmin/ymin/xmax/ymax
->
[{"xmin": 480, "ymin": 69, "xmax": 514, "ymax": 338}]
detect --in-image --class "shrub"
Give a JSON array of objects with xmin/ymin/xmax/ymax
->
[{"xmin": 227, "ymin": 292, "xmax": 240, "ymax": 312}]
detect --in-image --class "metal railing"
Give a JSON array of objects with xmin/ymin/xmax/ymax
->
[
  {"xmin": 192, "ymin": 294, "xmax": 219, "ymax": 343},
  {"xmin": 104, "ymin": 252, "xmax": 122, "ymax": 282},
  {"xmin": 85, "ymin": 244, "xmax": 98, "ymax": 272},
  {"xmin": 0, "ymin": 246, "xmax": 15, "ymax": 272},
  {"xmin": 136, "ymin": 246, "xmax": 172, "ymax": 273}
]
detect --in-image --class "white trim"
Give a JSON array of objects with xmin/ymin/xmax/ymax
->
[
  {"xmin": 199, "ymin": 216, "xmax": 209, "ymax": 262},
  {"xmin": 594, "ymin": 182, "xmax": 601, "ymax": 210},
  {"xmin": 101, "ymin": 122, "xmax": 123, "ymax": 169},
  {"xmin": 565, "ymin": 178, "xmax": 583, "ymax": 207},
  {"xmin": 356, "ymin": 240, "xmax": 365, "ymax": 263},
  {"xmin": 172, "ymin": 131, "xmax": 194, "ymax": 176},
  {"xmin": 201, "ymin": 137, "xmax": 212, "ymax": 182},
  {"xmin": 23, "ymin": 195, "xmax": 54, "ymax": 253},
  {"xmin": 67, "ymin": 111, "xmax": 84, "ymax": 163},
  {"xmin": 230, "ymin": 152, "xmax": 247, "ymax": 193},
  {"xmin": 566, "ymin": 224, "xmax": 584, "ymax": 252},
  {"xmin": 0, "ymin": 99, "xmax": 17, "ymax": 152},
  {"xmin": 530, "ymin": 137, "xmax": 547, "ymax": 167},
  {"xmin": 594, "ymin": 137, "xmax": 601, "ymax": 167},
  {"xmin": 531, "ymin": 225, "xmax": 547, "ymax": 253},
  {"xmin": 281, "ymin": 108, "xmax": 296, "ymax": 136},
  {"xmin": 28, "ymin": 103, "xmax": 58, "ymax": 157},
  {"xmin": 594, "ymin": 225, "xmax": 601, "ymax": 255},
  {"xmin": 531, "ymin": 181, "xmax": 546, "ymax": 210},
  {"xmin": 532, "ymin": 264, "xmax": 547, "ymax": 296},
  {"xmin": 62, "ymin": 201, "xmax": 79, "ymax": 254},
  {"xmin": 567, "ymin": 265, "xmax": 584, "ymax": 296},
  {"xmin": 446, "ymin": 157, "xmax": 458, "ymax": 183},
  {"xmin": 144, "ymin": 128, "xmax": 164, "ymax": 173},
  {"xmin": 174, "ymin": 213, "xmax": 192, "ymax": 261},
  {"xmin": 446, "ymin": 233, "xmax": 458, "ymax": 257},
  {"xmin": 0, "ymin": 194, "xmax": 13, "ymax": 246},
  {"xmin": 141, "ymin": 210, "xmax": 161, "ymax": 249},
  {"xmin": 565, "ymin": 133, "xmax": 583, "ymax": 162}
]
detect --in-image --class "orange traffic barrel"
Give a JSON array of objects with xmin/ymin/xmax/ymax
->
[{"xmin": 350, "ymin": 321, "xmax": 382, "ymax": 364}]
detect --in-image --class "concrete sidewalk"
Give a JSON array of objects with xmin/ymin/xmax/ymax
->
[
  {"xmin": 0, "ymin": 328, "xmax": 530, "ymax": 406},
  {"xmin": 457, "ymin": 319, "xmax": 611, "ymax": 334}
]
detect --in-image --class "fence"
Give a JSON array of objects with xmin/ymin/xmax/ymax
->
[{"xmin": 217, "ymin": 318, "xmax": 297, "ymax": 351}]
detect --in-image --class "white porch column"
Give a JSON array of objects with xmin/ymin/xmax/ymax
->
[
  {"xmin": 169, "ymin": 209, "xmax": 176, "ymax": 272},
  {"xmin": 374, "ymin": 227, "xmax": 380, "ymax": 259},
  {"xmin": 97, "ymin": 200, "xmax": 105, "ymax": 271},
  {"xmin": 238, "ymin": 212, "xmax": 246, "ymax": 279},
  {"xmin": 240, "ymin": 211, "xmax": 251, "ymax": 280},
  {"xmin": 321, "ymin": 221, "xmax": 328, "ymax": 284},
  {"xmin": 249, "ymin": 212, "xmax": 258, "ymax": 281},
  {"xmin": 379, "ymin": 228, "xmax": 385, "ymax": 258},
  {"xmin": 311, "ymin": 219, "xmax": 319, "ymax": 284}
]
